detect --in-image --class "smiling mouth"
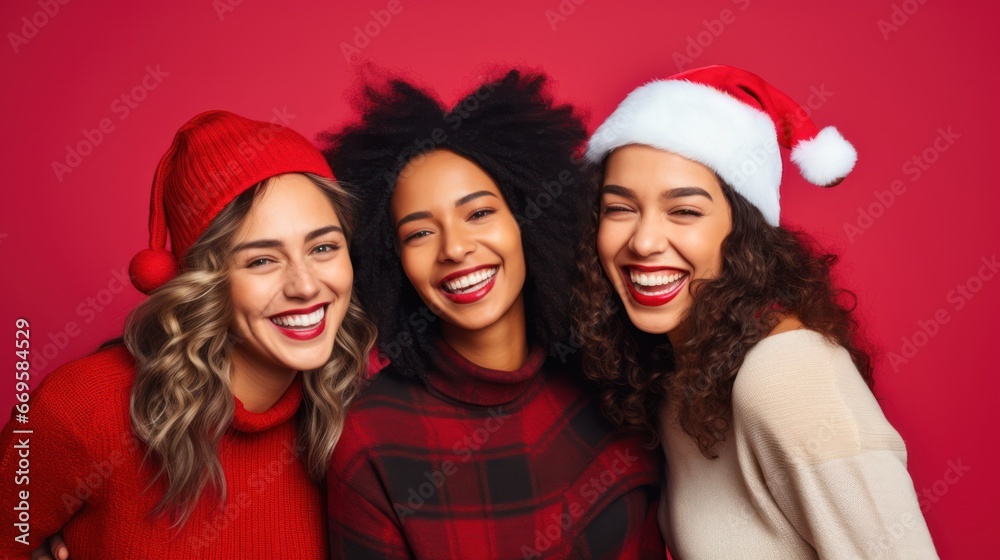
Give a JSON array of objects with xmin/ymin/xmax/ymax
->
[
  {"xmin": 441, "ymin": 266, "xmax": 499, "ymax": 294},
  {"xmin": 627, "ymin": 268, "xmax": 687, "ymax": 296},
  {"xmin": 621, "ymin": 266, "xmax": 688, "ymax": 306},
  {"xmin": 269, "ymin": 305, "xmax": 326, "ymax": 329}
]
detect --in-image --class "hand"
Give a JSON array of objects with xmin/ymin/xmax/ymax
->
[{"xmin": 30, "ymin": 532, "xmax": 68, "ymax": 560}]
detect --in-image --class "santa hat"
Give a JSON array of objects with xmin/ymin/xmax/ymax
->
[
  {"xmin": 585, "ymin": 65, "xmax": 856, "ymax": 226},
  {"xmin": 129, "ymin": 110, "xmax": 334, "ymax": 294}
]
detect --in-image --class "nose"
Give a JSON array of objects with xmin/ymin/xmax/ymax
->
[
  {"xmin": 283, "ymin": 260, "xmax": 321, "ymax": 300},
  {"xmin": 627, "ymin": 216, "xmax": 669, "ymax": 257},
  {"xmin": 438, "ymin": 223, "xmax": 475, "ymax": 263}
]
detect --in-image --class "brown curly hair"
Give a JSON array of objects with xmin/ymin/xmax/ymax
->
[{"xmin": 571, "ymin": 173, "xmax": 877, "ymax": 457}]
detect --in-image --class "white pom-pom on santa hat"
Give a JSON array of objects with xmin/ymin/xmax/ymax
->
[
  {"xmin": 790, "ymin": 126, "xmax": 857, "ymax": 187},
  {"xmin": 586, "ymin": 65, "xmax": 857, "ymax": 226}
]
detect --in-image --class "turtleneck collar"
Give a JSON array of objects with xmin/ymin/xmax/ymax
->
[
  {"xmin": 427, "ymin": 338, "xmax": 546, "ymax": 406},
  {"xmin": 231, "ymin": 374, "xmax": 303, "ymax": 433}
]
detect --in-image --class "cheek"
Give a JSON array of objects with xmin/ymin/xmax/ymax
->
[
  {"xmin": 596, "ymin": 222, "xmax": 626, "ymax": 267},
  {"xmin": 323, "ymin": 257, "xmax": 355, "ymax": 296},
  {"xmin": 675, "ymin": 228, "xmax": 724, "ymax": 275},
  {"xmin": 399, "ymin": 247, "xmax": 428, "ymax": 288},
  {"xmin": 229, "ymin": 274, "xmax": 267, "ymax": 319},
  {"xmin": 495, "ymin": 220, "xmax": 526, "ymax": 279}
]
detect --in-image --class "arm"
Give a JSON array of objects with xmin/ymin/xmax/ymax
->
[
  {"xmin": 733, "ymin": 333, "xmax": 938, "ymax": 559},
  {"xmin": 0, "ymin": 371, "xmax": 95, "ymax": 558},
  {"xmin": 326, "ymin": 434, "xmax": 412, "ymax": 559}
]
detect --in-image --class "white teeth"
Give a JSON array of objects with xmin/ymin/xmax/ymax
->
[
  {"xmin": 270, "ymin": 306, "xmax": 325, "ymax": 328},
  {"xmin": 444, "ymin": 267, "xmax": 498, "ymax": 293},
  {"xmin": 629, "ymin": 269, "xmax": 686, "ymax": 287}
]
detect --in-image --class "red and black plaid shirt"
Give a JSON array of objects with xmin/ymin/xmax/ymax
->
[{"xmin": 328, "ymin": 341, "xmax": 666, "ymax": 559}]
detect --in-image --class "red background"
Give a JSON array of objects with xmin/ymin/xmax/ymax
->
[{"xmin": 2, "ymin": 0, "xmax": 996, "ymax": 556}]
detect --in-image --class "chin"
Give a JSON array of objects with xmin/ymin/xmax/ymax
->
[
  {"xmin": 627, "ymin": 316, "xmax": 675, "ymax": 335},
  {"xmin": 620, "ymin": 302, "xmax": 683, "ymax": 336},
  {"xmin": 278, "ymin": 349, "xmax": 334, "ymax": 372},
  {"xmin": 442, "ymin": 311, "xmax": 498, "ymax": 333}
]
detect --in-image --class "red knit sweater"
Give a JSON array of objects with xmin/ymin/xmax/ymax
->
[{"xmin": 0, "ymin": 346, "xmax": 326, "ymax": 559}]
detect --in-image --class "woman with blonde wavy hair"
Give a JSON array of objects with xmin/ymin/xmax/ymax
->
[{"xmin": 0, "ymin": 110, "xmax": 375, "ymax": 559}]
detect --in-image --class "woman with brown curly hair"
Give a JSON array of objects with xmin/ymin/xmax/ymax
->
[
  {"xmin": 572, "ymin": 66, "xmax": 937, "ymax": 558},
  {"xmin": 0, "ymin": 110, "xmax": 375, "ymax": 558}
]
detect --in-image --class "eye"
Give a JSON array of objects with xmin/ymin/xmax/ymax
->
[
  {"xmin": 602, "ymin": 204, "xmax": 634, "ymax": 215},
  {"xmin": 671, "ymin": 208, "xmax": 704, "ymax": 217},
  {"xmin": 313, "ymin": 243, "xmax": 341, "ymax": 254},
  {"xmin": 469, "ymin": 208, "xmax": 496, "ymax": 220},
  {"xmin": 403, "ymin": 230, "xmax": 431, "ymax": 242},
  {"xmin": 247, "ymin": 257, "xmax": 273, "ymax": 268}
]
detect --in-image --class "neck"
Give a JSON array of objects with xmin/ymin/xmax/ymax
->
[
  {"xmin": 230, "ymin": 347, "xmax": 298, "ymax": 413},
  {"xmin": 666, "ymin": 319, "xmax": 690, "ymax": 353},
  {"xmin": 440, "ymin": 292, "xmax": 529, "ymax": 371}
]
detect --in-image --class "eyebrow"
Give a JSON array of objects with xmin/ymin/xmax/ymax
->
[
  {"xmin": 396, "ymin": 211, "xmax": 433, "ymax": 230},
  {"xmin": 600, "ymin": 184, "xmax": 713, "ymax": 202},
  {"xmin": 395, "ymin": 191, "xmax": 500, "ymax": 229},
  {"xmin": 456, "ymin": 190, "xmax": 498, "ymax": 206},
  {"xmin": 664, "ymin": 186, "xmax": 713, "ymax": 201},
  {"xmin": 232, "ymin": 225, "xmax": 343, "ymax": 252}
]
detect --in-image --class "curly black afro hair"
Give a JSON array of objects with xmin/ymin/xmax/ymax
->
[{"xmin": 320, "ymin": 68, "xmax": 592, "ymax": 380}]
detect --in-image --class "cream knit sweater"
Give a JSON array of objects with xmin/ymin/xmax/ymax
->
[{"xmin": 658, "ymin": 329, "xmax": 938, "ymax": 559}]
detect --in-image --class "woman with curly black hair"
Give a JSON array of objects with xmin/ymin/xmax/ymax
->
[
  {"xmin": 572, "ymin": 65, "xmax": 937, "ymax": 558},
  {"xmin": 320, "ymin": 69, "xmax": 666, "ymax": 559}
]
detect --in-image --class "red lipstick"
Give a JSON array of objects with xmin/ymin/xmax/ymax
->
[
  {"xmin": 269, "ymin": 303, "xmax": 328, "ymax": 341},
  {"xmin": 621, "ymin": 266, "xmax": 687, "ymax": 307},
  {"xmin": 439, "ymin": 265, "xmax": 498, "ymax": 304}
]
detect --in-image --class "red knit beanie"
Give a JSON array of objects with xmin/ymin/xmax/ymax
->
[{"xmin": 129, "ymin": 110, "xmax": 334, "ymax": 294}]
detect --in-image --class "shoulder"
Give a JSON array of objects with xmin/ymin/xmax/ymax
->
[
  {"xmin": 11, "ymin": 345, "xmax": 134, "ymax": 452},
  {"xmin": 732, "ymin": 330, "xmax": 903, "ymax": 464},
  {"xmin": 351, "ymin": 363, "xmax": 426, "ymax": 413},
  {"xmin": 31, "ymin": 345, "xmax": 135, "ymax": 413},
  {"xmin": 733, "ymin": 329, "xmax": 862, "ymax": 400},
  {"xmin": 335, "ymin": 365, "xmax": 426, "ymax": 457}
]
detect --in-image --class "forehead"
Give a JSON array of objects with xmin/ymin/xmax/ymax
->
[
  {"xmin": 392, "ymin": 150, "xmax": 503, "ymax": 211},
  {"xmin": 239, "ymin": 174, "xmax": 341, "ymax": 235},
  {"xmin": 603, "ymin": 144, "xmax": 722, "ymax": 197}
]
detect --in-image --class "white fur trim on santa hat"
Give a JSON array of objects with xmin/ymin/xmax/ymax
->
[
  {"xmin": 789, "ymin": 126, "xmax": 857, "ymax": 187},
  {"xmin": 586, "ymin": 79, "xmax": 783, "ymax": 226}
]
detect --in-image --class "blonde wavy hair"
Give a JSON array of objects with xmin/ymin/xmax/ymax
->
[{"xmin": 123, "ymin": 172, "xmax": 376, "ymax": 525}]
